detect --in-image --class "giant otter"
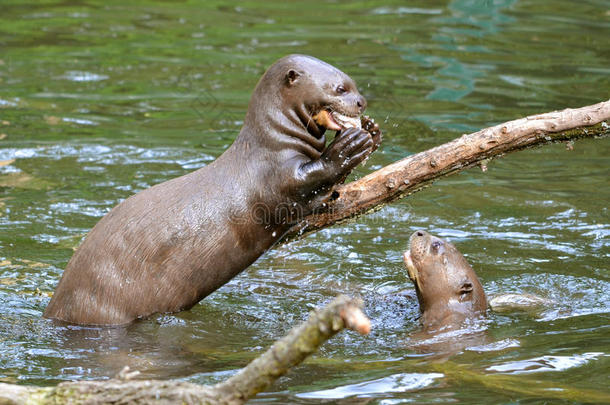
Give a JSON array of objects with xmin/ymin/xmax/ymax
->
[
  {"xmin": 44, "ymin": 55, "xmax": 382, "ymax": 325},
  {"xmin": 402, "ymin": 230, "xmax": 487, "ymax": 332}
]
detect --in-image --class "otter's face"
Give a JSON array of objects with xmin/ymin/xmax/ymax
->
[
  {"xmin": 403, "ymin": 230, "xmax": 487, "ymax": 326},
  {"xmin": 280, "ymin": 55, "xmax": 367, "ymax": 133}
]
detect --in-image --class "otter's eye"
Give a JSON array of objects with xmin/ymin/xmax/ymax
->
[
  {"xmin": 336, "ymin": 85, "xmax": 347, "ymax": 95},
  {"xmin": 431, "ymin": 240, "xmax": 443, "ymax": 253}
]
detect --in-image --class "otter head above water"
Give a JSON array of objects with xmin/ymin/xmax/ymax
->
[
  {"xmin": 403, "ymin": 230, "xmax": 487, "ymax": 332},
  {"xmin": 245, "ymin": 55, "xmax": 379, "ymax": 148},
  {"xmin": 282, "ymin": 55, "xmax": 367, "ymax": 133}
]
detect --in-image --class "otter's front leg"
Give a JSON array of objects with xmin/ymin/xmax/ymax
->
[{"xmin": 297, "ymin": 127, "xmax": 374, "ymax": 194}]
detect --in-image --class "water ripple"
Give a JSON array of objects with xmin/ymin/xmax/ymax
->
[
  {"xmin": 485, "ymin": 273, "xmax": 610, "ymax": 321},
  {"xmin": 60, "ymin": 71, "xmax": 109, "ymax": 82},
  {"xmin": 0, "ymin": 144, "xmax": 214, "ymax": 168},
  {"xmin": 487, "ymin": 352, "xmax": 605, "ymax": 374},
  {"xmin": 296, "ymin": 372, "xmax": 444, "ymax": 399}
]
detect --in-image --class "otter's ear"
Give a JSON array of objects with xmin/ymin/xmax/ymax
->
[
  {"xmin": 460, "ymin": 282, "xmax": 473, "ymax": 294},
  {"xmin": 285, "ymin": 69, "xmax": 302, "ymax": 86},
  {"xmin": 459, "ymin": 281, "xmax": 473, "ymax": 301}
]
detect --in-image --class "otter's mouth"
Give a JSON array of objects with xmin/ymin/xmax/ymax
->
[
  {"xmin": 403, "ymin": 249, "xmax": 425, "ymax": 294},
  {"xmin": 313, "ymin": 109, "xmax": 361, "ymax": 131}
]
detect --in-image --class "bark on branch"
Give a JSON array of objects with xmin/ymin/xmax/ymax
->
[
  {"xmin": 0, "ymin": 296, "xmax": 370, "ymax": 405},
  {"xmin": 285, "ymin": 100, "xmax": 610, "ymax": 239}
]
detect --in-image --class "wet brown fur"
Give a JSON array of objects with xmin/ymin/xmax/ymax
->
[{"xmin": 44, "ymin": 55, "xmax": 380, "ymax": 325}]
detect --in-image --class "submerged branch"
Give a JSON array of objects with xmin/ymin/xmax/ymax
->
[
  {"xmin": 0, "ymin": 296, "xmax": 369, "ymax": 405},
  {"xmin": 286, "ymin": 99, "xmax": 610, "ymax": 239}
]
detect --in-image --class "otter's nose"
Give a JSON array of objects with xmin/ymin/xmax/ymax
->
[
  {"xmin": 356, "ymin": 95, "xmax": 367, "ymax": 113},
  {"xmin": 409, "ymin": 230, "xmax": 428, "ymax": 245}
]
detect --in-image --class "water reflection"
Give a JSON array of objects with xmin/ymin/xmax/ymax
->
[
  {"xmin": 487, "ymin": 352, "xmax": 604, "ymax": 374},
  {"xmin": 0, "ymin": 313, "xmax": 245, "ymax": 382},
  {"xmin": 397, "ymin": 0, "xmax": 517, "ymax": 102},
  {"xmin": 296, "ymin": 372, "xmax": 444, "ymax": 400}
]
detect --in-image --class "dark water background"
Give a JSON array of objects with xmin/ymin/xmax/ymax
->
[{"xmin": 1, "ymin": 0, "xmax": 609, "ymax": 403}]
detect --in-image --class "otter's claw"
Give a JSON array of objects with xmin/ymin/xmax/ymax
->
[{"xmin": 361, "ymin": 115, "xmax": 382, "ymax": 152}]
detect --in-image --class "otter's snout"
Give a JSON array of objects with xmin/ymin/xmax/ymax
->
[
  {"xmin": 408, "ymin": 230, "xmax": 430, "ymax": 262},
  {"xmin": 409, "ymin": 230, "xmax": 446, "ymax": 258},
  {"xmin": 339, "ymin": 92, "xmax": 366, "ymax": 117},
  {"xmin": 356, "ymin": 95, "xmax": 367, "ymax": 113}
]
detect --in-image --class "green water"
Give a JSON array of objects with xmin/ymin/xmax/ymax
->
[{"xmin": 1, "ymin": 0, "xmax": 609, "ymax": 403}]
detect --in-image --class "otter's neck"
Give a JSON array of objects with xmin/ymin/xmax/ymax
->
[
  {"xmin": 421, "ymin": 308, "xmax": 466, "ymax": 332},
  {"xmin": 237, "ymin": 85, "xmax": 326, "ymax": 160}
]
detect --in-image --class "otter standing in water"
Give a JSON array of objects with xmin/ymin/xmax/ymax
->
[
  {"xmin": 403, "ymin": 230, "xmax": 487, "ymax": 332},
  {"xmin": 44, "ymin": 55, "xmax": 381, "ymax": 325}
]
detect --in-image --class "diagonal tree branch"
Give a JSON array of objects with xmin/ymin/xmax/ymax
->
[{"xmin": 285, "ymin": 100, "xmax": 610, "ymax": 240}]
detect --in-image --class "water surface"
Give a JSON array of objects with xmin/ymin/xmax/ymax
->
[{"xmin": 1, "ymin": 0, "xmax": 609, "ymax": 402}]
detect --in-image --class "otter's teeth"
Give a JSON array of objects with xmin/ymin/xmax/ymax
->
[{"xmin": 331, "ymin": 112, "xmax": 362, "ymax": 129}]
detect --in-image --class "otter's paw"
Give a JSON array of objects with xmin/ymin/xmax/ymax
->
[
  {"xmin": 361, "ymin": 115, "xmax": 382, "ymax": 152},
  {"xmin": 322, "ymin": 127, "xmax": 374, "ymax": 177}
]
